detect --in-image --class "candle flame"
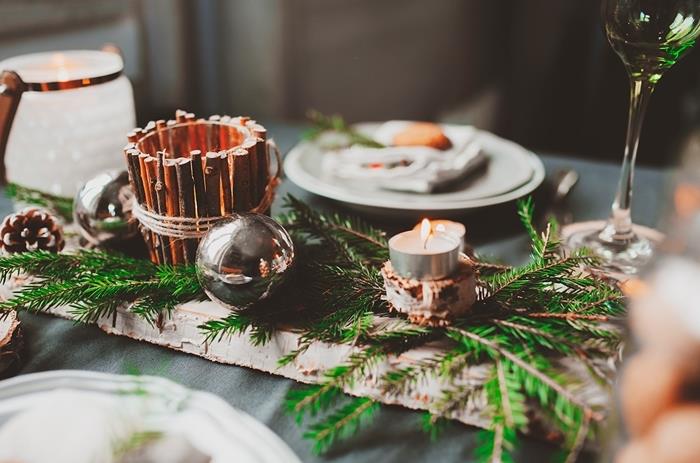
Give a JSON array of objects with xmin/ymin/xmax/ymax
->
[
  {"xmin": 50, "ymin": 53, "xmax": 72, "ymax": 81},
  {"xmin": 420, "ymin": 219, "xmax": 431, "ymax": 249},
  {"xmin": 51, "ymin": 53, "xmax": 67, "ymax": 66}
]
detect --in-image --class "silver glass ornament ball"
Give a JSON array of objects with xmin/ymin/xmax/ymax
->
[
  {"xmin": 196, "ymin": 213, "xmax": 295, "ymax": 311},
  {"xmin": 73, "ymin": 170, "xmax": 138, "ymax": 245}
]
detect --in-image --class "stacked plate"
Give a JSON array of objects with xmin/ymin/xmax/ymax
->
[
  {"xmin": 285, "ymin": 123, "xmax": 545, "ymax": 218},
  {"xmin": 0, "ymin": 370, "xmax": 300, "ymax": 463}
]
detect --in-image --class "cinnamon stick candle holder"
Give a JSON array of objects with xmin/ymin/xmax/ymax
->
[{"xmin": 123, "ymin": 111, "xmax": 280, "ymax": 265}]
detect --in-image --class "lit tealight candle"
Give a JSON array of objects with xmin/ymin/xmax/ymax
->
[
  {"xmin": 389, "ymin": 219, "xmax": 461, "ymax": 280},
  {"xmin": 413, "ymin": 219, "xmax": 466, "ymax": 252}
]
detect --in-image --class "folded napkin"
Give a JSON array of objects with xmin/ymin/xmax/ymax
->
[{"xmin": 322, "ymin": 121, "xmax": 487, "ymax": 193}]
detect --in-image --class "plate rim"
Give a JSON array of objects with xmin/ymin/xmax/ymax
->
[
  {"xmin": 284, "ymin": 128, "xmax": 545, "ymax": 212},
  {"xmin": 0, "ymin": 370, "xmax": 301, "ymax": 463}
]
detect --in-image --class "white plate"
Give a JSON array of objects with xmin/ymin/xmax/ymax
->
[
  {"xmin": 285, "ymin": 123, "xmax": 545, "ymax": 217},
  {"xmin": 0, "ymin": 370, "xmax": 300, "ymax": 463}
]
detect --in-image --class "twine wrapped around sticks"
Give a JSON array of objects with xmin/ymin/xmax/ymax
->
[
  {"xmin": 132, "ymin": 139, "xmax": 281, "ymax": 240},
  {"xmin": 123, "ymin": 111, "xmax": 281, "ymax": 264}
]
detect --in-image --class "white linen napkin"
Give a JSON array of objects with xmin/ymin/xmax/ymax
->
[{"xmin": 322, "ymin": 121, "xmax": 487, "ymax": 193}]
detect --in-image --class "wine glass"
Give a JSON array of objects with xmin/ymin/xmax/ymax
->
[{"xmin": 565, "ymin": 0, "xmax": 700, "ymax": 275}]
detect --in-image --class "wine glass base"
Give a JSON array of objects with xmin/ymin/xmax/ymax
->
[{"xmin": 561, "ymin": 220, "xmax": 665, "ymax": 277}]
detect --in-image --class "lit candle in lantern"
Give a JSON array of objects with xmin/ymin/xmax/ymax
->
[
  {"xmin": 389, "ymin": 218, "xmax": 461, "ymax": 280},
  {"xmin": 0, "ymin": 50, "xmax": 135, "ymax": 198},
  {"xmin": 413, "ymin": 219, "xmax": 466, "ymax": 252}
]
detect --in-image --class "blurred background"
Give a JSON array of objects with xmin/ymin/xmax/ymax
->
[{"xmin": 2, "ymin": 0, "xmax": 700, "ymax": 167}]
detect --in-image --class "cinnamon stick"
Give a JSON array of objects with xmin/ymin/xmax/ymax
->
[
  {"xmin": 241, "ymin": 138, "xmax": 260, "ymax": 204},
  {"xmin": 209, "ymin": 115, "xmax": 221, "ymax": 151},
  {"xmin": 167, "ymin": 120, "xmax": 178, "ymax": 156},
  {"xmin": 145, "ymin": 157, "xmax": 167, "ymax": 264},
  {"xmin": 128, "ymin": 150, "xmax": 146, "ymax": 203},
  {"xmin": 189, "ymin": 150, "xmax": 207, "ymax": 217},
  {"xmin": 204, "ymin": 151, "xmax": 222, "ymax": 216},
  {"xmin": 123, "ymin": 143, "xmax": 140, "ymax": 200},
  {"xmin": 138, "ymin": 154, "xmax": 154, "ymax": 210},
  {"xmin": 141, "ymin": 122, "xmax": 157, "ymax": 155},
  {"xmin": 138, "ymin": 153, "xmax": 158, "ymax": 262},
  {"xmin": 218, "ymin": 117, "xmax": 232, "ymax": 150},
  {"xmin": 163, "ymin": 159, "xmax": 184, "ymax": 264},
  {"xmin": 196, "ymin": 118, "xmax": 208, "ymax": 152},
  {"xmin": 219, "ymin": 121, "xmax": 231, "ymax": 150},
  {"xmin": 155, "ymin": 151, "xmax": 171, "ymax": 264},
  {"xmin": 176, "ymin": 157, "xmax": 197, "ymax": 263},
  {"xmin": 156, "ymin": 120, "xmax": 169, "ymax": 153},
  {"xmin": 231, "ymin": 147, "xmax": 253, "ymax": 211},
  {"xmin": 219, "ymin": 151, "xmax": 233, "ymax": 214},
  {"xmin": 248, "ymin": 123, "xmax": 270, "ymax": 209},
  {"xmin": 186, "ymin": 113, "xmax": 197, "ymax": 152}
]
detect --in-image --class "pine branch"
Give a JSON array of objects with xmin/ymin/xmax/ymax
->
[
  {"xmin": 304, "ymin": 396, "xmax": 380, "ymax": 455},
  {"xmin": 517, "ymin": 197, "xmax": 539, "ymax": 247},
  {"xmin": 381, "ymin": 348, "xmax": 465, "ymax": 397},
  {"xmin": 473, "ymin": 261, "xmax": 513, "ymax": 273},
  {"xmin": 199, "ymin": 312, "xmax": 256, "ymax": 343},
  {"xmin": 448, "ymin": 327, "xmax": 604, "ymax": 422},
  {"xmin": 129, "ymin": 297, "xmax": 175, "ymax": 325},
  {"xmin": 429, "ymin": 381, "xmax": 484, "ymax": 422},
  {"xmin": 286, "ymin": 347, "xmax": 385, "ymax": 423},
  {"xmin": 0, "ymin": 195, "xmax": 624, "ymax": 460},
  {"xmin": 70, "ymin": 299, "xmax": 123, "ymax": 324},
  {"xmin": 563, "ymin": 413, "xmax": 591, "ymax": 463},
  {"xmin": 303, "ymin": 110, "xmax": 384, "ymax": 148},
  {"xmin": 516, "ymin": 197, "xmax": 559, "ymax": 262},
  {"xmin": 0, "ymin": 250, "xmax": 203, "ymax": 327},
  {"xmin": 280, "ymin": 195, "xmax": 388, "ymax": 264},
  {"xmin": 5, "ymin": 182, "xmax": 74, "ymax": 221},
  {"xmin": 475, "ymin": 426, "xmax": 517, "ymax": 463},
  {"xmin": 525, "ymin": 312, "xmax": 611, "ymax": 322},
  {"xmin": 421, "ymin": 412, "xmax": 449, "ymax": 441},
  {"xmin": 496, "ymin": 361, "xmax": 514, "ymax": 428}
]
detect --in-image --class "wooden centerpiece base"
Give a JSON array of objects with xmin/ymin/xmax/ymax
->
[{"xmin": 0, "ymin": 274, "xmax": 609, "ymax": 436}]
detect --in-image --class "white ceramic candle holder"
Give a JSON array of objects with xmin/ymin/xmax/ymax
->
[{"xmin": 0, "ymin": 50, "xmax": 135, "ymax": 198}]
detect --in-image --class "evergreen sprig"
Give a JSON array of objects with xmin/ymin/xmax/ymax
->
[
  {"xmin": 0, "ymin": 194, "xmax": 624, "ymax": 462},
  {"xmin": 281, "ymin": 196, "xmax": 623, "ymax": 460},
  {"xmin": 303, "ymin": 110, "xmax": 385, "ymax": 149},
  {"xmin": 5, "ymin": 182, "xmax": 74, "ymax": 222},
  {"xmin": 0, "ymin": 250, "xmax": 204, "ymax": 324}
]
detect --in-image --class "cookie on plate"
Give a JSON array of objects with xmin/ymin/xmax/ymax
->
[{"xmin": 392, "ymin": 122, "xmax": 452, "ymax": 150}]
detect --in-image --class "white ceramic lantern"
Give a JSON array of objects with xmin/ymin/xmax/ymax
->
[{"xmin": 0, "ymin": 50, "xmax": 135, "ymax": 198}]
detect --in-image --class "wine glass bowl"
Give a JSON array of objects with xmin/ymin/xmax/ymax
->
[
  {"xmin": 564, "ymin": 0, "xmax": 700, "ymax": 275},
  {"xmin": 604, "ymin": 0, "xmax": 700, "ymax": 82}
]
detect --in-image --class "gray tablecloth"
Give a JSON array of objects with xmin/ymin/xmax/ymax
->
[{"xmin": 9, "ymin": 125, "xmax": 672, "ymax": 462}]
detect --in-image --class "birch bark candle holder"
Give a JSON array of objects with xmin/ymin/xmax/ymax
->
[
  {"xmin": 382, "ymin": 220, "xmax": 477, "ymax": 326},
  {"xmin": 123, "ymin": 111, "xmax": 280, "ymax": 265},
  {"xmin": 381, "ymin": 255, "xmax": 477, "ymax": 327}
]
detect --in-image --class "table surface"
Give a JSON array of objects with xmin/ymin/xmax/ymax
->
[{"xmin": 8, "ymin": 124, "xmax": 673, "ymax": 463}]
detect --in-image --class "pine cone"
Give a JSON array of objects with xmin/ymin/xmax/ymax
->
[{"xmin": 0, "ymin": 208, "xmax": 65, "ymax": 254}]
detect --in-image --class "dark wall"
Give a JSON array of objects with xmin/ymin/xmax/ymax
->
[
  {"xmin": 495, "ymin": 1, "xmax": 700, "ymax": 167},
  {"xmin": 2, "ymin": 0, "xmax": 699, "ymax": 167}
]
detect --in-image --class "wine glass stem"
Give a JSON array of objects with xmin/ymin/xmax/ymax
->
[{"xmin": 606, "ymin": 78, "xmax": 655, "ymax": 241}]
